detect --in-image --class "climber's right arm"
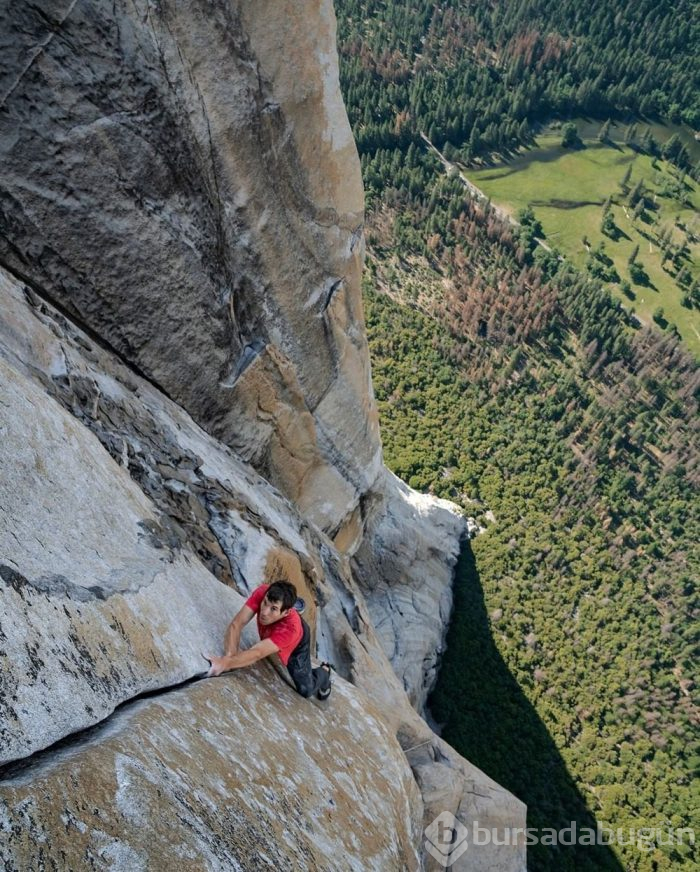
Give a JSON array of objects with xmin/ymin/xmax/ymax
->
[{"xmin": 224, "ymin": 604, "xmax": 255, "ymax": 656}]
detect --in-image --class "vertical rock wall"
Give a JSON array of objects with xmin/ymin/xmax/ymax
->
[
  {"xmin": 0, "ymin": 0, "xmax": 378, "ymax": 533},
  {"xmin": 0, "ymin": 1, "xmax": 527, "ymax": 868}
]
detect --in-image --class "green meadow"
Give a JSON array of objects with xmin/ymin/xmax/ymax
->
[{"xmin": 468, "ymin": 132, "xmax": 700, "ymax": 358}]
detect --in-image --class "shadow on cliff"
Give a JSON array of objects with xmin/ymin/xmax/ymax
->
[{"xmin": 428, "ymin": 542, "xmax": 624, "ymax": 872}]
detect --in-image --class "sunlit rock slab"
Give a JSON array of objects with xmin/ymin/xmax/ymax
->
[
  {"xmin": 352, "ymin": 471, "xmax": 467, "ymax": 711},
  {"xmin": 0, "ymin": 672, "xmax": 422, "ymax": 872},
  {"xmin": 0, "ymin": 355, "xmax": 244, "ymax": 765}
]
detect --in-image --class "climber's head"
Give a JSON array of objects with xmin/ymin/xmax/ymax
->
[{"xmin": 259, "ymin": 580, "xmax": 297, "ymax": 625}]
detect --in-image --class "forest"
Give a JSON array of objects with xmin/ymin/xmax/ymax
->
[
  {"xmin": 337, "ymin": 0, "xmax": 699, "ymax": 164},
  {"xmin": 335, "ymin": 1, "xmax": 700, "ymax": 869}
]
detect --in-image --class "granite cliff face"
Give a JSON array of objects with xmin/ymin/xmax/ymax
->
[
  {"xmin": 0, "ymin": 1, "xmax": 526, "ymax": 868},
  {"xmin": 1, "ymin": 0, "xmax": 373, "ymax": 536}
]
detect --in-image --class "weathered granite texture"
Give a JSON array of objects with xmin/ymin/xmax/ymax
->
[
  {"xmin": 0, "ymin": 267, "xmax": 317, "ymax": 764},
  {"xmin": 0, "ymin": 357, "xmax": 236, "ymax": 764},
  {"xmin": 0, "ymin": 0, "xmax": 467, "ymax": 721},
  {"xmin": 0, "ymin": 671, "xmax": 423, "ymax": 872},
  {"xmin": 0, "ymin": 268, "xmax": 526, "ymax": 870},
  {"xmin": 351, "ymin": 472, "xmax": 465, "ymax": 711},
  {"xmin": 0, "ymin": 0, "xmax": 379, "ymax": 535}
]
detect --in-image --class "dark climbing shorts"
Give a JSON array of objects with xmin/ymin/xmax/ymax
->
[{"xmin": 286, "ymin": 620, "xmax": 330, "ymax": 699}]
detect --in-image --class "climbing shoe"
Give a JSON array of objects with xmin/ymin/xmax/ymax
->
[{"xmin": 317, "ymin": 662, "xmax": 333, "ymax": 700}]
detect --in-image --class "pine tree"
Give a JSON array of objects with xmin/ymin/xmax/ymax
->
[
  {"xmin": 629, "ymin": 178, "xmax": 645, "ymax": 206},
  {"xmin": 624, "ymin": 123, "xmax": 638, "ymax": 145},
  {"xmin": 661, "ymin": 134, "xmax": 681, "ymax": 162},
  {"xmin": 561, "ymin": 122, "xmax": 579, "ymax": 148},
  {"xmin": 676, "ymin": 267, "xmax": 691, "ymax": 287},
  {"xmin": 676, "ymin": 145, "xmax": 691, "ymax": 171},
  {"xmin": 640, "ymin": 128, "xmax": 655, "ymax": 154},
  {"xmin": 601, "ymin": 210, "xmax": 616, "ymax": 237},
  {"xmin": 468, "ymin": 126, "xmax": 481, "ymax": 155}
]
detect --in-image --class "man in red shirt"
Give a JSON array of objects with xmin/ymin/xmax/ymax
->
[{"xmin": 205, "ymin": 581, "xmax": 332, "ymax": 700}]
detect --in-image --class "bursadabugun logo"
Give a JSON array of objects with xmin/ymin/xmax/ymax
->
[
  {"xmin": 424, "ymin": 812, "xmax": 695, "ymax": 863},
  {"xmin": 424, "ymin": 811, "xmax": 469, "ymax": 867}
]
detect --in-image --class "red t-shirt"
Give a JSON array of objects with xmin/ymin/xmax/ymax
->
[{"xmin": 245, "ymin": 584, "xmax": 303, "ymax": 666}]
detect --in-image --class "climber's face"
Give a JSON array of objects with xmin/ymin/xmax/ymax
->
[{"xmin": 259, "ymin": 594, "xmax": 290, "ymax": 625}]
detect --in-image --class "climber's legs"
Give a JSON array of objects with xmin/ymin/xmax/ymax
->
[{"xmin": 286, "ymin": 621, "xmax": 332, "ymax": 700}]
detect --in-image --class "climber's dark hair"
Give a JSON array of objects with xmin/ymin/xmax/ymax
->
[{"xmin": 265, "ymin": 580, "xmax": 297, "ymax": 612}]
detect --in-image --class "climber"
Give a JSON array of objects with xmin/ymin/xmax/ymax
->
[{"xmin": 205, "ymin": 580, "xmax": 332, "ymax": 700}]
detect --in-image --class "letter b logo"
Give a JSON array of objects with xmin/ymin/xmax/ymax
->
[{"xmin": 425, "ymin": 811, "xmax": 469, "ymax": 867}]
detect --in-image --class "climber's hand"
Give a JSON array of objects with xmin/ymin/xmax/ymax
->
[{"xmin": 203, "ymin": 653, "xmax": 227, "ymax": 677}]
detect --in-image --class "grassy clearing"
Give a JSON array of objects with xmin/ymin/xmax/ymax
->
[{"xmin": 468, "ymin": 134, "xmax": 700, "ymax": 357}]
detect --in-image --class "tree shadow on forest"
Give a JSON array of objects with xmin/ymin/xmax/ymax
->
[{"xmin": 428, "ymin": 542, "xmax": 624, "ymax": 872}]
